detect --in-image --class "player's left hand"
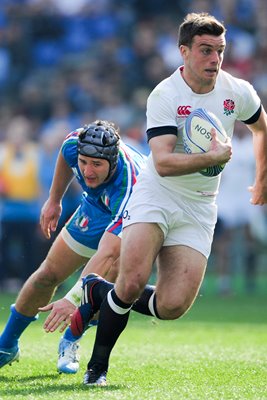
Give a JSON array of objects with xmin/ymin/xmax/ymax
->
[
  {"xmin": 248, "ymin": 183, "xmax": 267, "ymax": 205},
  {"xmin": 39, "ymin": 298, "xmax": 76, "ymax": 333},
  {"xmin": 209, "ymin": 129, "xmax": 232, "ymax": 165}
]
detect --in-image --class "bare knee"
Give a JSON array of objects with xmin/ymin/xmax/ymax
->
[
  {"xmin": 15, "ymin": 258, "xmax": 64, "ymax": 314},
  {"xmin": 157, "ymin": 296, "xmax": 194, "ymax": 320},
  {"xmin": 116, "ymin": 275, "xmax": 145, "ymax": 304},
  {"xmin": 30, "ymin": 260, "xmax": 62, "ymax": 290}
]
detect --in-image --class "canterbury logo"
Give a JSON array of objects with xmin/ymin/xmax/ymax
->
[{"xmin": 177, "ymin": 105, "xmax": 191, "ymax": 116}]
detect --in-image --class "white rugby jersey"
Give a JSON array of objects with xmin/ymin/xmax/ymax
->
[{"xmin": 145, "ymin": 66, "xmax": 261, "ymax": 202}]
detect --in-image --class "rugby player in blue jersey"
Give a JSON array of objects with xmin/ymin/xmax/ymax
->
[{"xmin": 0, "ymin": 120, "xmax": 147, "ymax": 372}]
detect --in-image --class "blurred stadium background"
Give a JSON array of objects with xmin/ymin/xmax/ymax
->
[{"xmin": 0, "ymin": 0, "xmax": 266, "ymax": 296}]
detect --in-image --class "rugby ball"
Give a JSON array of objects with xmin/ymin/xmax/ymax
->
[{"xmin": 183, "ymin": 108, "xmax": 227, "ymax": 177}]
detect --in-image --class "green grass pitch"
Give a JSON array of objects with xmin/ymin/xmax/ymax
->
[{"xmin": 0, "ymin": 291, "xmax": 266, "ymax": 400}]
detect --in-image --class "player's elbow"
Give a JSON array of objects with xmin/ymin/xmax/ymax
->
[
  {"xmin": 153, "ymin": 160, "xmax": 170, "ymax": 177},
  {"xmin": 156, "ymin": 167, "xmax": 169, "ymax": 177}
]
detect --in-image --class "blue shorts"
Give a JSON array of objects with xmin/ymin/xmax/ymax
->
[{"xmin": 62, "ymin": 198, "xmax": 115, "ymax": 257}]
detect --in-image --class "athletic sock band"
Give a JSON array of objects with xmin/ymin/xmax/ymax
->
[
  {"xmin": 148, "ymin": 292, "xmax": 161, "ymax": 319},
  {"xmin": 107, "ymin": 290, "xmax": 132, "ymax": 315},
  {"xmin": 10, "ymin": 304, "xmax": 39, "ymax": 321}
]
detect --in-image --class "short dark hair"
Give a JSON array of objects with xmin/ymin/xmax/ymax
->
[{"xmin": 178, "ymin": 13, "xmax": 226, "ymax": 47}]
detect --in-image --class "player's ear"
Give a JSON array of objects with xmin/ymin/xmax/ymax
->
[{"xmin": 180, "ymin": 45, "xmax": 188, "ymax": 58}]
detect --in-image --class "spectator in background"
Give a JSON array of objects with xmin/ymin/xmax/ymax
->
[
  {"xmin": 123, "ymin": 124, "xmax": 150, "ymax": 156},
  {"xmin": 0, "ymin": 0, "xmax": 266, "ymax": 134},
  {"xmin": 250, "ymin": 202, "xmax": 267, "ymax": 242},
  {"xmin": 0, "ymin": 116, "xmax": 41, "ymax": 291},
  {"xmin": 213, "ymin": 122, "xmax": 260, "ymax": 294}
]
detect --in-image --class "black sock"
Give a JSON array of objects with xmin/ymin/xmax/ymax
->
[
  {"xmin": 132, "ymin": 285, "xmax": 161, "ymax": 318},
  {"xmin": 90, "ymin": 280, "xmax": 114, "ymax": 309},
  {"xmin": 88, "ymin": 289, "xmax": 132, "ymax": 370},
  {"xmin": 90, "ymin": 283, "xmax": 160, "ymax": 318}
]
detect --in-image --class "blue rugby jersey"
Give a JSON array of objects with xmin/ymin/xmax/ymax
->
[{"xmin": 61, "ymin": 129, "xmax": 147, "ymax": 236}]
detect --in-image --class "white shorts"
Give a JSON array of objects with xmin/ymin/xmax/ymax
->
[{"xmin": 123, "ymin": 173, "xmax": 217, "ymax": 258}]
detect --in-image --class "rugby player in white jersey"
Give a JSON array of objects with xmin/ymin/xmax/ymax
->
[{"xmin": 52, "ymin": 13, "xmax": 267, "ymax": 386}]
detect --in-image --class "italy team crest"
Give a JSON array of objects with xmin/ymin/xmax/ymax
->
[{"xmin": 75, "ymin": 215, "xmax": 89, "ymax": 232}]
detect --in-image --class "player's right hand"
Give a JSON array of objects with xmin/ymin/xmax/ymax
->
[
  {"xmin": 38, "ymin": 298, "xmax": 76, "ymax": 333},
  {"xmin": 40, "ymin": 198, "xmax": 62, "ymax": 239}
]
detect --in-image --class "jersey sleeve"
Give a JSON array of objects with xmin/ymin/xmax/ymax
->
[
  {"xmin": 146, "ymin": 86, "xmax": 177, "ymax": 129},
  {"xmin": 61, "ymin": 130, "xmax": 80, "ymax": 168},
  {"xmin": 237, "ymin": 80, "xmax": 261, "ymax": 122}
]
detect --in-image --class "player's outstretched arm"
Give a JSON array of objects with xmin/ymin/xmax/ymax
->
[
  {"xmin": 247, "ymin": 109, "xmax": 267, "ymax": 205},
  {"xmin": 40, "ymin": 152, "xmax": 74, "ymax": 238},
  {"xmin": 39, "ymin": 298, "xmax": 77, "ymax": 333}
]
